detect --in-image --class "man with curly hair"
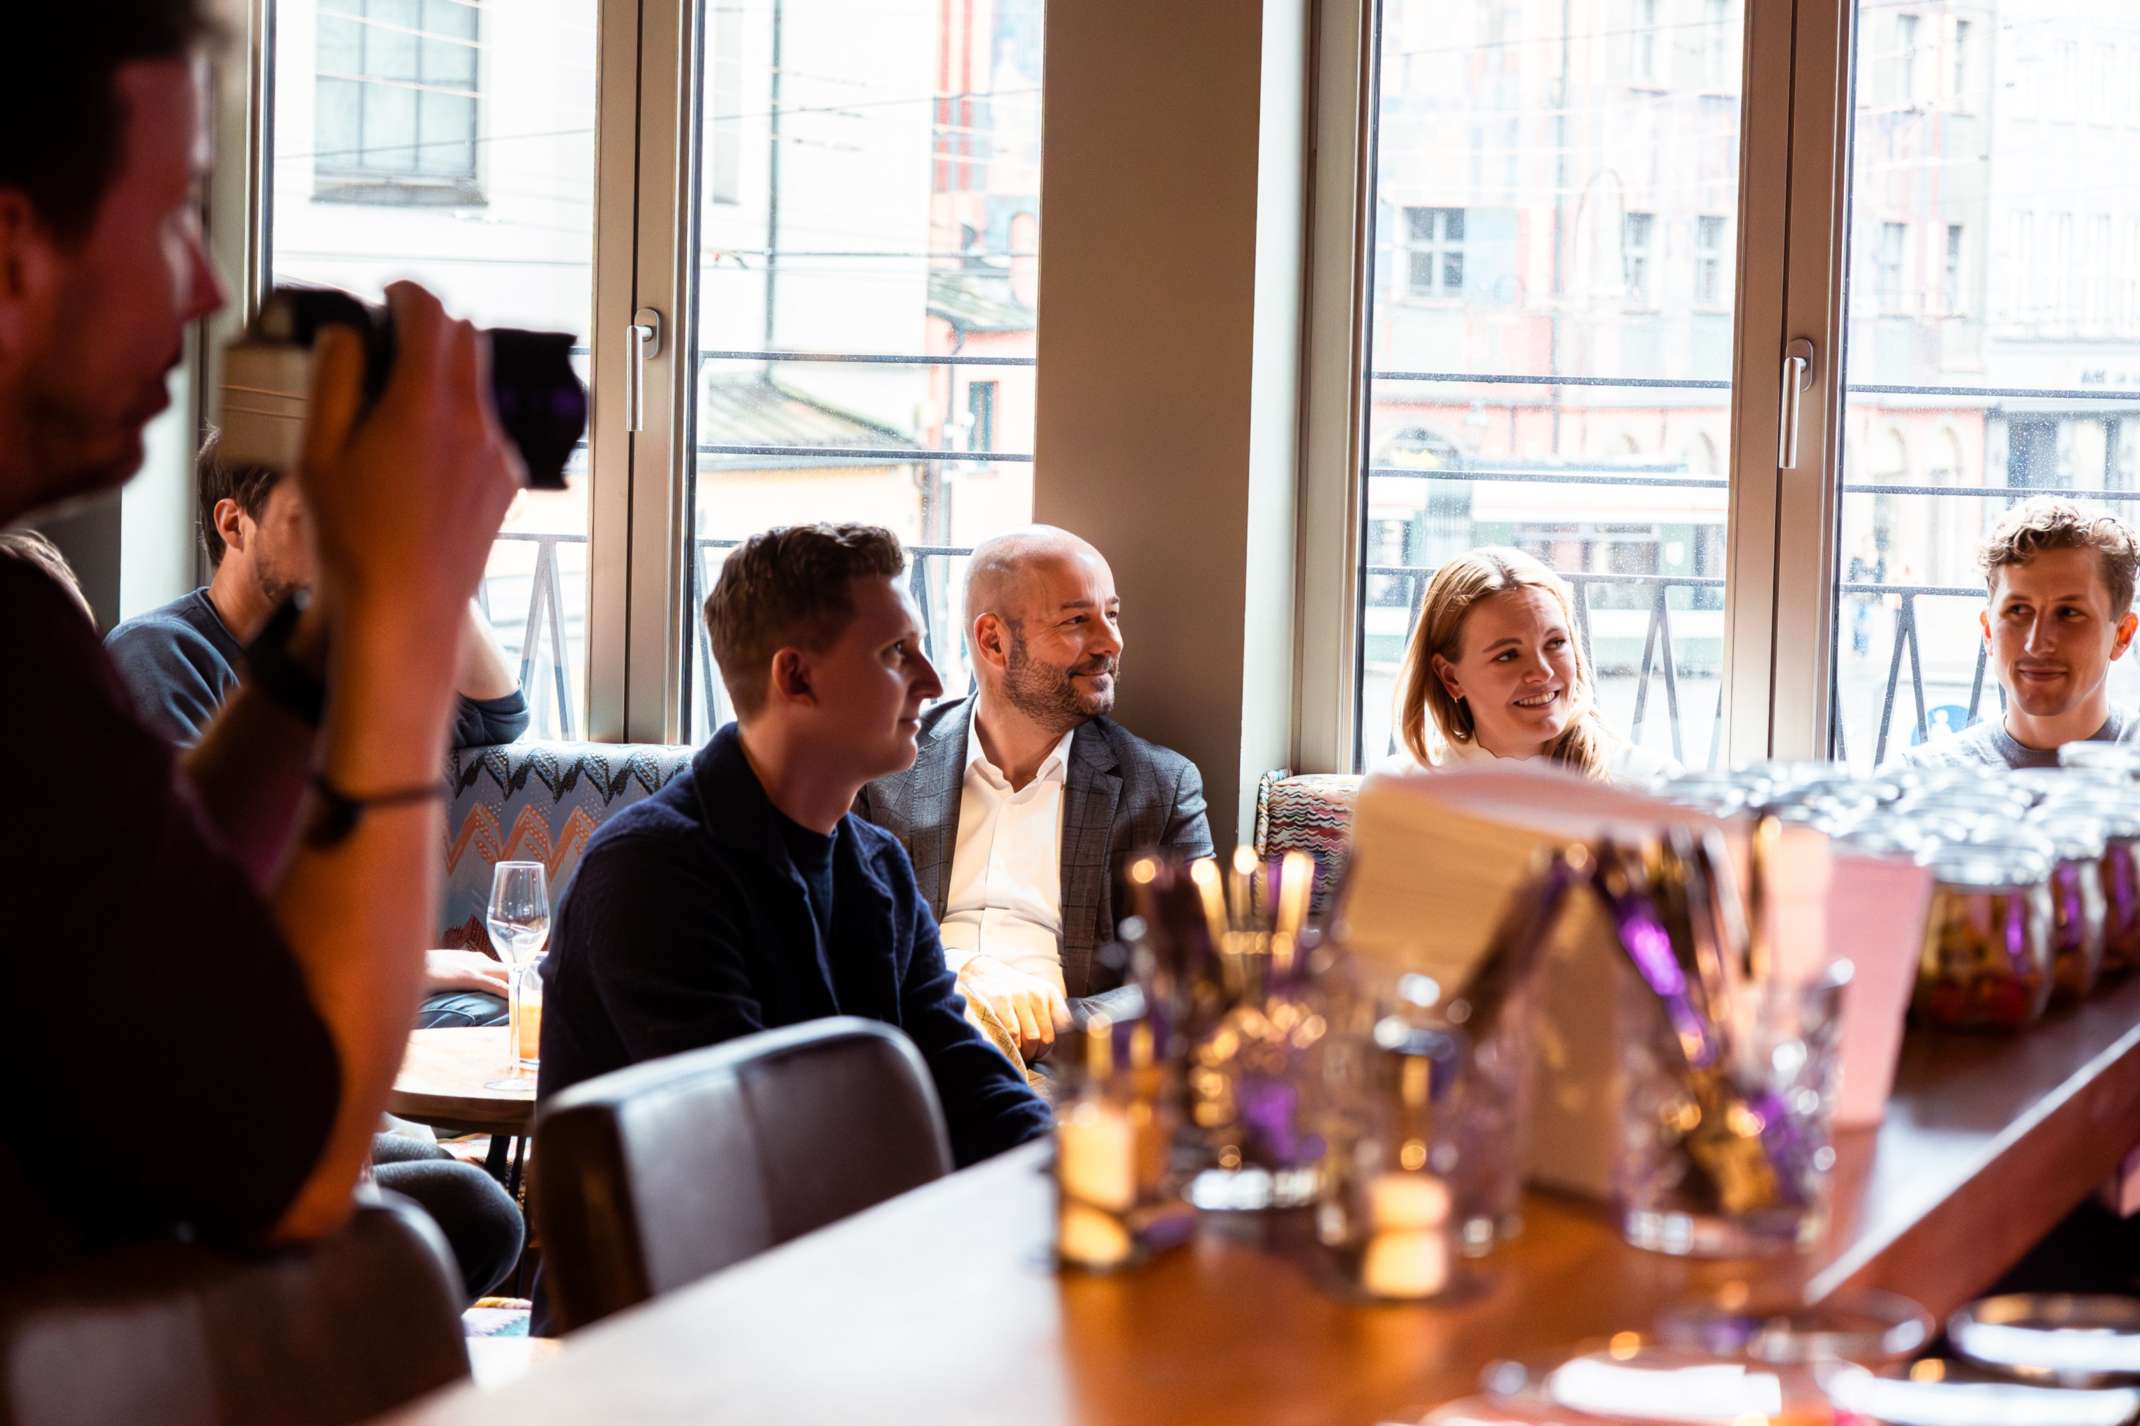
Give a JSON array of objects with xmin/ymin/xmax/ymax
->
[{"xmin": 1893, "ymin": 497, "xmax": 2140, "ymax": 769}]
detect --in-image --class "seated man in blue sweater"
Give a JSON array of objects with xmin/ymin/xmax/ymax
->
[
  {"xmin": 538, "ymin": 524, "xmax": 1050, "ymax": 1175},
  {"xmin": 106, "ymin": 429, "xmax": 530, "ymax": 751}
]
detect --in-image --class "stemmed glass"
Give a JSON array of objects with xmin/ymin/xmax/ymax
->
[{"xmin": 485, "ymin": 860, "xmax": 551, "ymax": 1089}]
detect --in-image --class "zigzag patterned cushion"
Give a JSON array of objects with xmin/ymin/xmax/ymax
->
[
  {"xmin": 441, "ymin": 740, "xmax": 695, "ymax": 953},
  {"xmin": 1252, "ymin": 769, "xmax": 1364, "ymax": 920}
]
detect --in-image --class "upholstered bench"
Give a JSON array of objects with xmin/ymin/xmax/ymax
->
[
  {"xmin": 440, "ymin": 741, "xmax": 696, "ymax": 954},
  {"xmin": 1251, "ymin": 769, "xmax": 1364, "ymax": 919}
]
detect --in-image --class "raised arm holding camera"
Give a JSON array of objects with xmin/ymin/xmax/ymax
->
[{"xmin": 0, "ymin": 4, "xmax": 537, "ymax": 1285}]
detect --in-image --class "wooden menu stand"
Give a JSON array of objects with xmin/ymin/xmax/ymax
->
[{"xmin": 382, "ymin": 976, "xmax": 2140, "ymax": 1426}]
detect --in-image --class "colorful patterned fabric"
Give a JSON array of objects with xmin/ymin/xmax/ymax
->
[
  {"xmin": 1252, "ymin": 770, "xmax": 1364, "ymax": 919},
  {"xmin": 442, "ymin": 741, "xmax": 695, "ymax": 953}
]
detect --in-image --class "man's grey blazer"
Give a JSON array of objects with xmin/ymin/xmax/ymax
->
[{"xmin": 853, "ymin": 694, "xmax": 1215, "ymax": 1000}]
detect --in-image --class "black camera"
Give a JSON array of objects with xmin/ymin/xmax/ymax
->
[{"xmin": 218, "ymin": 285, "xmax": 588, "ymax": 490}]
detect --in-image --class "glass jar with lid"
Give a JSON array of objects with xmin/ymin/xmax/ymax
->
[
  {"xmin": 1913, "ymin": 842, "xmax": 2055, "ymax": 1030},
  {"xmin": 2042, "ymin": 793, "xmax": 2140, "ymax": 976},
  {"xmin": 2029, "ymin": 816, "xmax": 2109, "ymax": 1001}
]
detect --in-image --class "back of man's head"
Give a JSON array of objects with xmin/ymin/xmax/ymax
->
[
  {"xmin": 0, "ymin": 530, "xmax": 94, "ymax": 623},
  {"xmin": 195, "ymin": 429, "xmax": 283, "ymax": 568},
  {"xmin": 705, "ymin": 524, "xmax": 907, "ymax": 718},
  {"xmin": 5, "ymin": 2, "xmax": 219, "ymax": 244},
  {"xmin": 1980, "ymin": 497, "xmax": 2140, "ymax": 618}
]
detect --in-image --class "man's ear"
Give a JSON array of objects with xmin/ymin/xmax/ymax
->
[
  {"xmin": 213, "ymin": 498, "xmax": 249, "ymax": 558},
  {"xmin": 1979, "ymin": 605, "xmax": 1992, "ymax": 648},
  {"xmin": 971, "ymin": 612, "xmax": 1010, "ymax": 672},
  {"xmin": 2114, "ymin": 610, "xmax": 2138, "ymax": 661},
  {"xmin": 1430, "ymin": 651, "xmax": 1463, "ymax": 704},
  {"xmin": 0, "ymin": 190, "xmax": 55, "ymax": 362},
  {"xmin": 768, "ymin": 647, "xmax": 815, "ymax": 706}
]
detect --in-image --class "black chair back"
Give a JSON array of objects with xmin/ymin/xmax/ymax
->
[
  {"xmin": 534, "ymin": 1017, "xmax": 953, "ymax": 1332},
  {"xmin": 0, "ymin": 1199, "xmax": 469, "ymax": 1426}
]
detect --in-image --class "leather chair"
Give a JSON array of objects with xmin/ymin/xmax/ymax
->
[
  {"xmin": 534, "ymin": 1017, "xmax": 954, "ymax": 1333},
  {"xmin": 0, "ymin": 1199, "xmax": 470, "ymax": 1426}
]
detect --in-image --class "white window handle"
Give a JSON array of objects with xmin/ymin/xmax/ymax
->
[
  {"xmin": 626, "ymin": 307, "xmax": 664, "ymax": 433},
  {"xmin": 1777, "ymin": 337, "xmax": 1815, "ymax": 470}
]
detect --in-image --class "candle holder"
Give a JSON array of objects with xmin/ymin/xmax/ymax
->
[
  {"xmin": 1053, "ymin": 1006, "xmax": 1192, "ymax": 1271},
  {"xmin": 1317, "ymin": 1014, "xmax": 1467, "ymax": 1302},
  {"xmin": 1129, "ymin": 846, "xmax": 1343, "ymax": 1213}
]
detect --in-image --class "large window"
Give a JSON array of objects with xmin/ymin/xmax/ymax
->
[
  {"xmin": 1354, "ymin": 0, "xmax": 1743, "ymax": 769},
  {"xmin": 679, "ymin": 0, "xmax": 1045, "ymax": 743},
  {"xmin": 269, "ymin": 0, "xmax": 597, "ymax": 737}
]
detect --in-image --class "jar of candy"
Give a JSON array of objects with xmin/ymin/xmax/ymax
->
[
  {"xmin": 2045, "ymin": 794, "xmax": 2140, "ymax": 976},
  {"xmin": 1912, "ymin": 843, "xmax": 2054, "ymax": 1030},
  {"xmin": 2029, "ymin": 816, "xmax": 2108, "ymax": 1001}
]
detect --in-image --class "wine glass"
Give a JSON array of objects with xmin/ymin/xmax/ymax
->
[{"xmin": 485, "ymin": 860, "xmax": 550, "ymax": 1088}]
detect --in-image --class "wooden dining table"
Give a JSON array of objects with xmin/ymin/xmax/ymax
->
[
  {"xmin": 388, "ymin": 1027, "xmax": 537, "ymax": 1189},
  {"xmin": 379, "ymin": 975, "xmax": 2140, "ymax": 1426}
]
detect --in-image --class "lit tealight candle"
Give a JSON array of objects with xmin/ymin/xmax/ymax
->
[
  {"xmin": 1361, "ymin": 1228, "xmax": 1449, "ymax": 1299},
  {"xmin": 1366, "ymin": 1171, "xmax": 1452, "ymax": 1232},
  {"xmin": 1058, "ymin": 1201, "xmax": 1135, "ymax": 1269},
  {"xmin": 1058, "ymin": 1102, "xmax": 1137, "ymax": 1213}
]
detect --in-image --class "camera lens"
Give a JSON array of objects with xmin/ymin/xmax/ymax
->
[{"xmin": 233, "ymin": 285, "xmax": 587, "ymax": 490}]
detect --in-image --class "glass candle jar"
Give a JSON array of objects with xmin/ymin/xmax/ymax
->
[{"xmin": 1318, "ymin": 1015, "xmax": 1465, "ymax": 1302}]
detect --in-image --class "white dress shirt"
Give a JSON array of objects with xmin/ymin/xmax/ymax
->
[{"xmin": 936, "ymin": 724, "xmax": 1078, "ymax": 992}]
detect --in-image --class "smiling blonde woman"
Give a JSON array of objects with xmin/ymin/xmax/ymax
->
[{"xmin": 1384, "ymin": 546, "xmax": 1672, "ymax": 784}]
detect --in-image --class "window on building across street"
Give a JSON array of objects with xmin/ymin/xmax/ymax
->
[
  {"xmin": 1705, "ymin": 0, "xmax": 1731, "ymax": 88},
  {"xmin": 1876, "ymin": 222, "xmax": 1907, "ymax": 310},
  {"xmin": 707, "ymin": 2, "xmax": 744, "ymax": 205},
  {"xmin": 1623, "ymin": 212, "xmax": 1654, "ymax": 306},
  {"xmin": 1890, "ymin": 13, "xmax": 1920, "ymax": 107},
  {"xmin": 1632, "ymin": 0, "xmax": 1660, "ymax": 84},
  {"xmin": 1942, "ymin": 224, "xmax": 1963, "ymax": 315},
  {"xmin": 1404, "ymin": 207, "xmax": 1466, "ymax": 299},
  {"xmin": 1950, "ymin": 18, "xmax": 1971, "ymax": 106},
  {"xmin": 1696, "ymin": 216, "xmax": 1726, "ymax": 307},
  {"xmin": 314, "ymin": 0, "xmax": 482, "ymax": 204}
]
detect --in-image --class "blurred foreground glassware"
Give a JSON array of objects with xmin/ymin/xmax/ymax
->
[
  {"xmin": 1614, "ymin": 959, "xmax": 1852, "ymax": 1257},
  {"xmin": 1947, "ymin": 1293, "xmax": 2140, "ymax": 1386},
  {"xmin": 1821, "ymin": 1360, "xmax": 2140, "ymax": 1426},
  {"xmin": 1317, "ymin": 1012, "xmax": 1466, "ymax": 1301},
  {"xmin": 2053, "ymin": 794, "xmax": 2140, "ymax": 976},
  {"xmin": 1478, "ymin": 1336, "xmax": 1833, "ymax": 1426},
  {"xmin": 1053, "ymin": 1007, "xmax": 1191, "ymax": 1271},
  {"xmin": 1655, "ymin": 1288, "xmax": 1933, "ymax": 1370},
  {"xmin": 1133, "ymin": 847, "xmax": 1337, "ymax": 1212},
  {"xmin": 1911, "ymin": 843, "xmax": 2053, "ymax": 1031},
  {"xmin": 2032, "ymin": 818, "xmax": 2109, "ymax": 1002}
]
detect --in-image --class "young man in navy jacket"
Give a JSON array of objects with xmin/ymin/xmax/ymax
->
[{"xmin": 538, "ymin": 524, "xmax": 1049, "ymax": 1171}]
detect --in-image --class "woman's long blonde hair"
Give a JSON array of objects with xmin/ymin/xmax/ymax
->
[{"xmin": 1393, "ymin": 547, "xmax": 1611, "ymax": 779}]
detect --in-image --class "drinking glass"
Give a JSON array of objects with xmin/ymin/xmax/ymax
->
[
  {"xmin": 1615, "ymin": 961, "xmax": 1853, "ymax": 1257},
  {"xmin": 486, "ymin": 861, "xmax": 550, "ymax": 1088}
]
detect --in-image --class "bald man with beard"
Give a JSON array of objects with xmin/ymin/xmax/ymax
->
[{"xmin": 854, "ymin": 526, "xmax": 1213, "ymax": 1063}]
